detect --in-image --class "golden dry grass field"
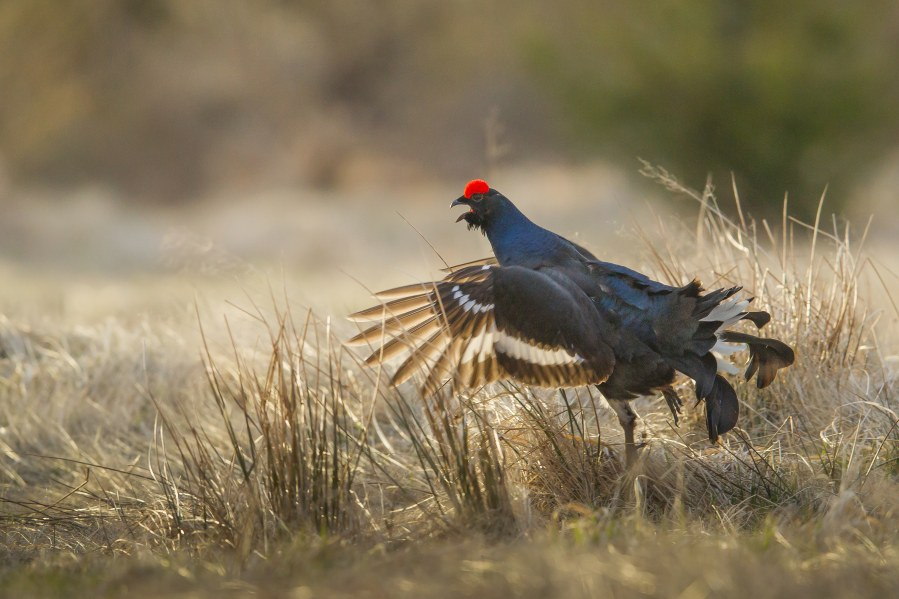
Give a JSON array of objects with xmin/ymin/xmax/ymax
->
[{"xmin": 1, "ymin": 166, "xmax": 898, "ymax": 598}]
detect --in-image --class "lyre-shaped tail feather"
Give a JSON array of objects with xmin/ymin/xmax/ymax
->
[{"xmin": 720, "ymin": 331, "xmax": 795, "ymax": 388}]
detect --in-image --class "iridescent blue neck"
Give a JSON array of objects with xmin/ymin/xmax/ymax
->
[{"xmin": 485, "ymin": 202, "xmax": 560, "ymax": 266}]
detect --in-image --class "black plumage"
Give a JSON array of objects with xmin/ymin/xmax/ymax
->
[{"xmin": 348, "ymin": 179, "xmax": 795, "ymax": 464}]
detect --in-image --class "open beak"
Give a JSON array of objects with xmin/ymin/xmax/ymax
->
[{"xmin": 451, "ymin": 196, "xmax": 472, "ymax": 222}]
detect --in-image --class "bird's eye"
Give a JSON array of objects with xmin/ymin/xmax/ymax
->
[{"xmin": 470, "ymin": 193, "xmax": 483, "ymax": 202}]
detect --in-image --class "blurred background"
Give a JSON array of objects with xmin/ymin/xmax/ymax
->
[{"xmin": 1, "ymin": 0, "xmax": 898, "ymax": 320}]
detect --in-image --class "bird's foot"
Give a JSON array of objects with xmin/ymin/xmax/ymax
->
[{"xmin": 662, "ymin": 386, "xmax": 683, "ymax": 426}]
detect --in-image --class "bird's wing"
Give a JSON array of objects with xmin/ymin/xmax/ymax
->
[
  {"xmin": 439, "ymin": 256, "xmax": 497, "ymax": 273},
  {"xmin": 587, "ymin": 260, "xmax": 676, "ymax": 312},
  {"xmin": 347, "ymin": 264, "xmax": 615, "ymax": 394}
]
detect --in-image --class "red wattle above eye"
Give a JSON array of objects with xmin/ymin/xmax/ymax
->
[{"xmin": 464, "ymin": 179, "xmax": 489, "ymax": 199}]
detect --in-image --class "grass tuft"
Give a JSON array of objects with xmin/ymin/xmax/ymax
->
[{"xmin": 1, "ymin": 171, "xmax": 897, "ymax": 596}]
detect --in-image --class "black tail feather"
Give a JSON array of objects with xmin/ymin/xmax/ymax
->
[
  {"xmin": 720, "ymin": 331, "xmax": 795, "ymax": 388},
  {"xmin": 706, "ymin": 375, "xmax": 739, "ymax": 441},
  {"xmin": 667, "ymin": 352, "xmax": 740, "ymax": 441},
  {"xmin": 666, "ymin": 352, "xmax": 718, "ymax": 401},
  {"xmin": 693, "ymin": 286, "xmax": 742, "ymax": 319},
  {"xmin": 740, "ymin": 311, "xmax": 771, "ymax": 329}
]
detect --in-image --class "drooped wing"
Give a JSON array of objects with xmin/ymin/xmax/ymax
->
[{"xmin": 347, "ymin": 264, "xmax": 615, "ymax": 394}]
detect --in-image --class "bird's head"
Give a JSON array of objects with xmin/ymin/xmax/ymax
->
[{"xmin": 451, "ymin": 179, "xmax": 507, "ymax": 234}]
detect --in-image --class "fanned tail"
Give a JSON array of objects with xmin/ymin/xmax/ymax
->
[{"xmin": 669, "ymin": 286, "xmax": 794, "ymax": 442}]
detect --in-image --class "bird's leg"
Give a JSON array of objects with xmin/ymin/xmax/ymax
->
[{"xmin": 609, "ymin": 399, "xmax": 639, "ymax": 467}]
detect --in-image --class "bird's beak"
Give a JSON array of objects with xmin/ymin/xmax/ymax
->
[{"xmin": 451, "ymin": 196, "xmax": 472, "ymax": 222}]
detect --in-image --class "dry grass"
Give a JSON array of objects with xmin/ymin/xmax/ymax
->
[{"xmin": 1, "ymin": 172, "xmax": 897, "ymax": 597}]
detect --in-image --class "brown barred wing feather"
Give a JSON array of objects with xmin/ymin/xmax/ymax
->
[{"xmin": 348, "ymin": 264, "xmax": 615, "ymax": 394}]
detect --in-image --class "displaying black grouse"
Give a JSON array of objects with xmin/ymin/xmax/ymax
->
[{"xmin": 348, "ymin": 179, "xmax": 794, "ymax": 464}]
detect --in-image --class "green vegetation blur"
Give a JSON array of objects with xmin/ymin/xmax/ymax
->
[
  {"xmin": 526, "ymin": 1, "xmax": 899, "ymax": 216},
  {"xmin": 2, "ymin": 0, "xmax": 897, "ymax": 216}
]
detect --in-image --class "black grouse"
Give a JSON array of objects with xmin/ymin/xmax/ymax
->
[{"xmin": 348, "ymin": 179, "xmax": 795, "ymax": 464}]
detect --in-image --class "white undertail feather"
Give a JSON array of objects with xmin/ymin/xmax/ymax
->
[
  {"xmin": 712, "ymin": 340, "xmax": 744, "ymax": 355},
  {"xmin": 700, "ymin": 297, "xmax": 751, "ymax": 328},
  {"xmin": 714, "ymin": 356, "xmax": 741, "ymax": 375},
  {"xmin": 712, "ymin": 329, "xmax": 749, "ymax": 375}
]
